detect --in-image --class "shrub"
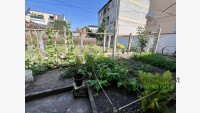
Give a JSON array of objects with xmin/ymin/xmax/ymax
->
[{"xmin": 117, "ymin": 43, "xmax": 126, "ymax": 49}]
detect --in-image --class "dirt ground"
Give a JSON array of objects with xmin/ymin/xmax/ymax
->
[{"xmin": 92, "ymin": 86, "xmax": 141, "ymax": 113}]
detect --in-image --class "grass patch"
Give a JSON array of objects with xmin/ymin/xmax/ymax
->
[{"xmin": 131, "ymin": 52, "xmax": 176, "ymax": 72}]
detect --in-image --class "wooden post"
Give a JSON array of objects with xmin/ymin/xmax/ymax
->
[
  {"xmin": 55, "ymin": 32, "xmax": 58, "ymax": 65},
  {"xmin": 81, "ymin": 29, "xmax": 84, "ymax": 54},
  {"xmin": 108, "ymin": 35, "xmax": 111, "ymax": 48},
  {"xmin": 103, "ymin": 30, "xmax": 106, "ymax": 53},
  {"xmin": 34, "ymin": 30, "xmax": 41, "ymax": 56},
  {"xmin": 113, "ymin": 0, "xmax": 118, "ymax": 57},
  {"xmin": 38, "ymin": 31, "xmax": 45, "ymax": 52},
  {"xmin": 64, "ymin": 26, "xmax": 68, "ymax": 54},
  {"xmin": 71, "ymin": 32, "xmax": 74, "ymax": 47},
  {"xmin": 153, "ymin": 27, "xmax": 161, "ymax": 54},
  {"xmin": 127, "ymin": 33, "xmax": 133, "ymax": 54},
  {"xmin": 113, "ymin": 20, "xmax": 118, "ymax": 57}
]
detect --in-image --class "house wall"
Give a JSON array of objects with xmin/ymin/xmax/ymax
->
[
  {"xmin": 98, "ymin": 0, "xmax": 117, "ymax": 34},
  {"xmin": 146, "ymin": 0, "xmax": 176, "ymax": 34},
  {"xmin": 98, "ymin": 0, "xmax": 150, "ymax": 35},
  {"xmin": 147, "ymin": 34, "xmax": 176, "ymax": 55},
  {"xmin": 25, "ymin": 10, "xmax": 65, "ymax": 26},
  {"xmin": 118, "ymin": 0, "xmax": 150, "ymax": 35},
  {"xmin": 117, "ymin": 34, "xmax": 176, "ymax": 55}
]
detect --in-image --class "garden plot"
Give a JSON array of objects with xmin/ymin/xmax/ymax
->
[{"xmin": 85, "ymin": 53, "xmax": 176, "ymax": 113}]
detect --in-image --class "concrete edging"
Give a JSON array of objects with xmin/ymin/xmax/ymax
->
[
  {"xmin": 25, "ymin": 85, "xmax": 73, "ymax": 102},
  {"xmin": 86, "ymin": 82, "xmax": 98, "ymax": 113}
]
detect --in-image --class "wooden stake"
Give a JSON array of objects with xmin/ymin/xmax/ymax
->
[
  {"xmin": 103, "ymin": 30, "xmax": 106, "ymax": 53},
  {"xmin": 153, "ymin": 27, "xmax": 161, "ymax": 54},
  {"xmin": 81, "ymin": 29, "xmax": 84, "ymax": 54},
  {"xmin": 34, "ymin": 30, "xmax": 41, "ymax": 56},
  {"xmin": 113, "ymin": 0, "xmax": 118, "ymax": 57},
  {"xmin": 55, "ymin": 32, "xmax": 58, "ymax": 65},
  {"xmin": 108, "ymin": 35, "xmax": 111, "ymax": 48},
  {"xmin": 71, "ymin": 32, "xmax": 74, "ymax": 47},
  {"xmin": 64, "ymin": 26, "xmax": 68, "ymax": 54},
  {"xmin": 127, "ymin": 33, "xmax": 133, "ymax": 54}
]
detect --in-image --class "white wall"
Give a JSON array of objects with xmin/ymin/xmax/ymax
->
[{"xmin": 117, "ymin": 34, "xmax": 176, "ymax": 55}]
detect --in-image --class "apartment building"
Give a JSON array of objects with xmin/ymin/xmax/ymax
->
[
  {"xmin": 25, "ymin": 8, "xmax": 66, "ymax": 26},
  {"xmin": 98, "ymin": 0, "xmax": 150, "ymax": 35}
]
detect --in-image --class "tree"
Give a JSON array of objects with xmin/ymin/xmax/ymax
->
[
  {"xmin": 136, "ymin": 26, "xmax": 149, "ymax": 53},
  {"xmin": 54, "ymin": 20, "xmax": 67, "ymax": 30},
  {"xmin": 97, "ymin": 17, "xmax": 106, "ymax": 40}
]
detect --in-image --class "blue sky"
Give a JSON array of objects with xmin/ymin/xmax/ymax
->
[{"xmin": 25, "ymin": 0, "xmax": 109, "ymax": 30}]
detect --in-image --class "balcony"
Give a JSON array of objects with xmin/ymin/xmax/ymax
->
[{"xmin": 30, "ymin": 15, "xmax": 44, "ymax": 20}]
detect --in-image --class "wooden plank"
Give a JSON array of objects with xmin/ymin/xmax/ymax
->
[{"xmin": 127, "ymin": 33, "xmax": 133, "ymax": 54}]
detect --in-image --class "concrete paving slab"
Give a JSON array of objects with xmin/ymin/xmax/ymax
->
[{"xmin": 26, "ymin": 91, "xmax": 92, "ymax": 113}]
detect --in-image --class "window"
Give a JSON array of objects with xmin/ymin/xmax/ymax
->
[
  {"xmin": 106, "ymin": 16, "xmax": 109, "ymax": 25},
  {"xmin": 49, "ymin": 16, "xmax": 54, "ymax": 21}
]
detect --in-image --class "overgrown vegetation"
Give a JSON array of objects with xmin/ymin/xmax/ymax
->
[
  {"xmin": 86, "ymin": 54, "xmax": 138, "ymax": 93},
  {"xmin": 25, "ymin": 20, "xmax": 76, "ymax": 75},
  {"xmin": 131, "ymin": 52, "xmax": 176, "ymax": 71},
  {"xmin": 138, "ymin": 71, "xmax": 175, "ymax": 112}
]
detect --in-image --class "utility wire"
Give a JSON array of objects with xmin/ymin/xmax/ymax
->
[
  {"xmin": 26, "ymin": 4, "xmax": 98, "ymax": 19},
  {"xmin": 29, "ymin": 0, "xmax": 99, "ymax": 10},
  {"xmin": 54, "ymin": 0, "xmax": 97, "ymax": 14}
]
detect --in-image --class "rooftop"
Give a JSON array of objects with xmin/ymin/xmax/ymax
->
[{"xmin": 98, "ymin": 0, "xmax": 113, "ymax": 13}]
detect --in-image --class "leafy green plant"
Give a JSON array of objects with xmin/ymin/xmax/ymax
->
[
  {"xmin": 135, "ymin": 62, "xmax": 152, "ymax": 72},
  {"xmin": 62, "ymin": 66, "xmax": 74, "ymax": 78},
  {"xmin": 138, "ymin": 71, "xmax": 175, "ymax": 113},
  {"xmin": 85, "ymin": 54, "xmax": 138, "ymax": 93}
]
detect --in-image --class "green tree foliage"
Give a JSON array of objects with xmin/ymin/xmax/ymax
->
[
  {"xmin": 136, "ymin": 26, "xmax": 149, "ymax": 53},
  {"xmin": 54, "ymin": 20, "xmax": 67, "ymax": 30},
  {"xmin": 97, "ymin": 17, "xmax": 106, "ymax": 40}
]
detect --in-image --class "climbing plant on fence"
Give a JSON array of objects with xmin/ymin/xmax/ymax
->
[{"xmin": 25, "ymin": 20, "xmax": 76, "ymax": 75}]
